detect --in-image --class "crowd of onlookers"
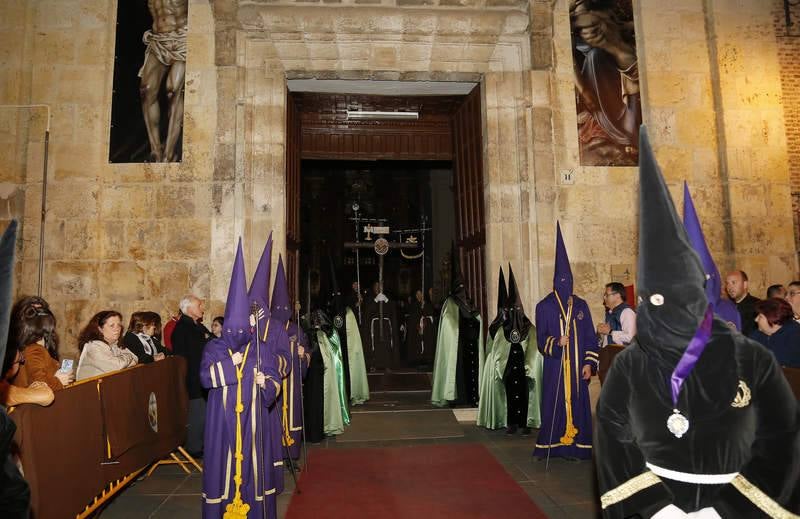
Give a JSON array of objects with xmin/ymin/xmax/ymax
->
[
  {"xmin": 0, "ymin": 294, "xmax": 224, "ymax": 431},
  {"xmin": 594, "ymin": 270, "xmax": 800, "ymax": 369}
]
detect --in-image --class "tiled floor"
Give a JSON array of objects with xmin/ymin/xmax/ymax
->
[{"xmin": 99, "ymin": 381, "xmax": 601, "ymax": 518}]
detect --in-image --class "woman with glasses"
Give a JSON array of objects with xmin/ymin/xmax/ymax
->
[
  {"xmin": 76, "ymin": 311, "xmax": 138, "ymax": 381},
  {"xmin": 10, "ymin": 303, "xmax": 74, "ymax": 391}
]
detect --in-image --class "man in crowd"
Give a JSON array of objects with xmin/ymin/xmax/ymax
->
[
  {"xmin": 171, "ymin": 293, "xmax": 212, "ymax": 456},
  {"xmin": 767, "ymin": 284, "xmax": 787, "ymax": 299},
  {"xmin": 725, "ymin": 270, "xmax": 759, "ymax": 336},
  {"xmin": 596, "ymin": 282, "xmax": 635, "ymax": 347},
  {"xmin": 786, "ymin": 281, "xmax": 800, "ymax": 321}
]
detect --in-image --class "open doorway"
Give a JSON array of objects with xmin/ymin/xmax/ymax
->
[
  {"xmin": 285, "ymin": 82, "xmax": 487, "ymax": 373},
  {"xmin": 300, "ymin": 159, "xmax": 455, "ymax": 371}
]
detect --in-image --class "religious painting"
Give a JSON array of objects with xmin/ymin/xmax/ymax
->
[
  {"xmin": 109, "ymin": 0, "xmax": 188, "ymax": 163},
  {"xmin": 570, "ymin": 0, "xmax": 642, "ymax": 166}
]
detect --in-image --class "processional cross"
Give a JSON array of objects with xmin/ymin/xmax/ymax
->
[{"xmin": 344, "ymin": 225, "xmax": 416, "ymax": 348}]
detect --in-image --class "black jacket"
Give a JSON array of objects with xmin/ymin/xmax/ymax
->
[
  {"xmin": 171, "ymin": 314, "xmax": 211, "ymax": 399},
  {"xmin": 122, "ymin": 331, "xmax": 168, "ymax": 365},
  {"xmin": 736, "ymin": 293, "xmax": 760, "ymax": 337}
]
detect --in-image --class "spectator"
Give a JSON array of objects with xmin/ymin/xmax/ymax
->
[
  {"xmin": 725, "ymin": 270, "xmax": 760, "ymax": 336},
  {"xmin": 596, "ymin": 281, "xmax": 636, "ymax": 346},
  {"xmin": 10, "ymin": 303, "xmax": 73, "ymax": 391},
  {"xmin": 123, "ymin": 312, "xmax": 168, "ymax": 364},
  {"xmin": 750, "ymin": 298, "xmax": 800, "ymax": 368},
  {"xmin": 1, "ymin": 348, "xmax": 54, "ymax": 407},
  {"xmin": 767, "ymin": 284, "xmax": 787, "ymax": 299},
  {"xmin": 76, "ymin": 311, "xmax": 138, "ymax": 381},
  {"xmin": 7, "ymin": 295, "xmax": 49, "ymax": 352},
  {"xmin": 210, "ymin": 316, "xmax": 224, "ymax": 338},
  {"xmin": 786, "ymin": 281, "xmax": 800, "ymax": 322},
  {"xmin": 162, "ymin": 308, "xmax": 180, "ymax": 352},
  {"xmin": 171, "ymin": 294, "xmax": 212, "ymax": 456}
]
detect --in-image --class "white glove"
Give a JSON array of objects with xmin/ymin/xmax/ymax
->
[
  {"xmin": 687, "ymin": 508, "xmax": 721, "ymax": 519},
  {"xmin": 255, "ymin": 369, "xmax": 266, "ymax": 389},
  {"xmin": 652, "ymin": 504, "xmax": 689, "ymax": 518},
  {"xmin": 231, "ymin": 351, "xmax": 243, "ymax": 366}
]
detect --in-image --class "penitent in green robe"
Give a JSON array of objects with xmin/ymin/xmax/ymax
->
[
  {"xmin": 431, "ymin": 297, "xmax": 484, "ymax": 407},
  {"xmin": 318, "ymin": 329, "xmax": 350, "ymax": 436},
  {"xmin": 477, "ymin": 333, "xmax": 544, "ymax": 429},
  {"xmin": 345, "ymin": 307, "xmax": 370, "ymax": 405}
]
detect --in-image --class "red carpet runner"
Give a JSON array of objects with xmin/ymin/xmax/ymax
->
[{"xmin": 285, "ymin": 443, "xmax": 548, "ymax": 519}]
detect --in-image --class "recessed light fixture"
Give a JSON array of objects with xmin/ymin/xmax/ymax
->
[{"xmin": 346, "ymin": 110, "xmax": 419, "ymax": 120}]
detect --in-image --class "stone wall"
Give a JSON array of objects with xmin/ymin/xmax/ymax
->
[
  {"xmin": 0, "ymin": 0, "xmax": 795, "ymax": 355},
  {"xmin": 772, "ymin": 0, "xmax": 800, "ymax": 263},
  {"xmin": 0, "ymin": 0, "xmax": 225, "ymax": 360}
]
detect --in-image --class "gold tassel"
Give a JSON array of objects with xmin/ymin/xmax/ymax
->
[{"xmin": 225, "ymin": 343, "xmax": 251, "ymax": 518}]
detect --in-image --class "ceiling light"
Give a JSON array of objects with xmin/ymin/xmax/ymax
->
[{"xmin": 346, "ymin": 110, "xmax": 419, "ymax": 120}]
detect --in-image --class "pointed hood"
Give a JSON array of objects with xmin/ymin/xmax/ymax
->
[
  {"xmin": 222, "ymin": 239, "xmax": 252, "ymax": 349},
  {"xmin": 0, "ymin": 221, "xmax": 17, "ymax": 373},
  {"xmin": 636, "ymin": 127, "xmax": 707, "ymax": 365},
  {"xmin": 248, "ymin": 232, "xmax": 273, "ymax": 329},
  {"xmin": 488, "ymin": 266, "xmax": 507, "ymax": 339},
  {"xmin": 327, "ymin": 253, "xmax": 344, "ymax": 319},
  {"xmin": 271, "ymin": 255, "xmax": 292, "ymax": 323},
  {"xmin": 553, "ymin": 222, "xmax": 573, "ymax": 304},
  {"xmin": 505, "ymin": 263, "xmax": 532, "ymax": 343},
  {"xmin": 682, "ymin": 182, "xmax": 722, "ymax": 307},
  {"xmin": 449, "ymin": 242, "xmax": 475, "ymax": 314}
]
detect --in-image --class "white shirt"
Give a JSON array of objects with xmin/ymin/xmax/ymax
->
[{"xmin": 606, "ymin": 307, "xmax": 637, "ymax": 346}]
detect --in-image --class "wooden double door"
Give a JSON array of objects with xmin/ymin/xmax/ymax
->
[{"xmin": 284, "ymin": 85, "xmax": 487, "ymax": 320}]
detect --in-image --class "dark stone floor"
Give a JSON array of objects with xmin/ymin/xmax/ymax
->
[{"xmin": 99, "ymin": 379, "xmax": 601, "ymax": 518}]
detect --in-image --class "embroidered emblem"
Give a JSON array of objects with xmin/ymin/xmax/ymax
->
[
  {"xmin": 510, "ymin": 329, "xmax": 521, "ymax": 343},
  {"xmin": 577, "ymin": 311, "xmax": 584, "ymax": 320},
  {"xmin": 333, "ymin": 315, "xmax": 344, "ymax": 329},
  {"xmin": 650, "ymin": 294, "xmax": 664, "ymax": 306},
  {"xmin": 731, "ymin": 380, "xmax": 751, "ymax": 408}
]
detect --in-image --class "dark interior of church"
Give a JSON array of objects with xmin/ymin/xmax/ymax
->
[{"xmin": 299, "ymin": 159, "xmax": 455, "ymax": 314}]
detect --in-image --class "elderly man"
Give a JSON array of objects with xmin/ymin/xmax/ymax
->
[
  {"xmin": 171, "ymin": 294, "xmax": 212, "ymax": 456},
  {"xmin": 725, "ymin": 271, "xmax": 760, "ymax": 337}
]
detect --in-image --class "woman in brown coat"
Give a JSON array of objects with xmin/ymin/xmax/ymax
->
[{"xmin": 11, "ymin": 305, "xmax": 73, "ymax": 391}]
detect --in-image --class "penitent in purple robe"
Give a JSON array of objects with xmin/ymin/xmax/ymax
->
[
  {"xmin": 533, "ymin": 293, "xmax": 597, "ymax": 460},
  {"xmin": 200, "ymin": 335, "xmax": 283, "ymax": 519},
  {"xmin": 283, "ymin": 322, "xmax": 309, "ymax": 459}
]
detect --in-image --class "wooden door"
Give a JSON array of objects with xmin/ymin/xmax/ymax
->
[
  {"xmin": 452, "ymin": 85, "xmax": 487, "ymax": 320},
  {"xmin": 285, "ymin": 91, "xmax": 301, "ymax": 305}
]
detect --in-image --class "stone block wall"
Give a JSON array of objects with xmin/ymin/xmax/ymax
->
[
  {"xmin": 772, "ymin": 0, "xmax": 800, "ymax": 264},
  {"xmin": 0, "ymin": 0, "xmax": 795, "ymax": 354},
  {"xmin": 0, "ymin": 0, "xmax": 227, "ymax": 360}
]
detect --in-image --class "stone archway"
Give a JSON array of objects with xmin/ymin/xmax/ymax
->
[{"xmin": 213, "ymin": 3, "xmax": 549, "ymax": 313}]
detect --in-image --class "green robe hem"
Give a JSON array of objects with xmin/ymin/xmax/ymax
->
[
  {"xmin": 477, "ymin": 333, "xmax": 544, "ymax": 429},
  {"xmin": 430, "ymin": 297, "xmax": 484, "ymax": 407},
  {"xmin": 345, "ymin": 307, "xmax": 370, "ymax": 405}
]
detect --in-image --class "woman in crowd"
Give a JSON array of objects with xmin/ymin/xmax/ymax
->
[
  {"xmin": 76, "ymin": 311, "xmax": 138, "ymax": 381},
  {"xmin": 122, "ymin": 311, "xmax": 168, "ymax": 364},
  {"xmin": 1, "ymin": 347, "xmax": 54, "ymax": 407},
  {"xmin": 210, "ymin": 316, "xmax": 224, "ymax": 338},
  {"xmin": 750, "ymin": 297, "xmax": 800, "ymax": 368},
  {"xmin": 11, "ymin": 303, "xmax": 73, "ymax": 391}
]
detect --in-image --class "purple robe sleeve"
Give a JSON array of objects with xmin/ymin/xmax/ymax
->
[
  {"xmin": 535, "ymin": 298, "xmax": 562, "ymax": 358},
  {"xmin": 270, "ymin": 320, "xmax": 292, "ymax": 379},
  {"xmin": 200, "ymin": 339, "xmax": 240, "ymax": 389},
  {"xmin": 575, "ymin": 300, "xmax": 598, "ymax": 373}
]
